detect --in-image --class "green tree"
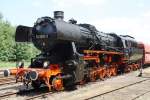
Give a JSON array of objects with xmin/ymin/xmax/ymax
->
[
  {"xmin": 15, "ymin": 43, "xmax": 40, "ymax": 61},
  {"xmin": 0, "ymin": 13, "xmax": 40, "ymax": 62},
  {"xmin": 0, "ymin": 13, "xmax": 3, "ymax": 20},
  {"xmin": 0, "ymin": 19, "xmax": 15, "ymax": 61}
]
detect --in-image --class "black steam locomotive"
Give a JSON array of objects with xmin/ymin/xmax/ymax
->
[{"xmin": 11, "ymin": 11, "xmax": 143, "ymax": 90}]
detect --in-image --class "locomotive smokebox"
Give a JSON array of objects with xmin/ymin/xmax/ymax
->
[{"xmin": 54, "ymin": 11, "xmax": 64, "ymax": 20}]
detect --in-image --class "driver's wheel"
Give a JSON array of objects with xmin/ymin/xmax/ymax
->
[{"xmin": 63, "ymin": 72, "xmax": 76, "ymax": 90}]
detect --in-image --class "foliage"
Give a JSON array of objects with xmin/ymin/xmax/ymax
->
[
  {"xmin": 0, "ymin": 19, "xmax": 15, "ymax": 61},
  {"xmin": 0, "ymin": 13, "xmax": 40, "ymax": 62},
  {"xmin": 0, "ymin": 61, "xmax": 30, "ymax": 68},
  {"xmin": 15, "ymin": 43, "xmax": 40, "ymax": 61},
  {"xmin": 0, "ymin": 13, "xmax": 3, "ymax": 20}
]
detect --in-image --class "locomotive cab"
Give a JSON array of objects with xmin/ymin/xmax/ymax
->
[{"xmin": 119, "ymin": 35, "xmax": 143, "ymax": 63}]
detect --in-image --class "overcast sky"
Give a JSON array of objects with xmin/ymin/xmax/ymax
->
[{"xmin": 0, "ymin": 0, "xmax": 150, "ymax": 44}]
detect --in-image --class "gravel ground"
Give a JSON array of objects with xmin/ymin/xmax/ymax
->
[
  {"xmin": 92, "ymin": 78, "xmax": 150, "ymax": 100},
  {"xmin": 46, "ymin": 68, "xmax": 150, "ymax": 100},
  {"xmin": 0, "ymin": 67, "xmax": 150, "ymax": 100}
]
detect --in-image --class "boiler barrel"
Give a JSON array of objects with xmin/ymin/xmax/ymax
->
[{"xmin": 55, "ymin": 20, "xmax": 92, "ymax": 43}]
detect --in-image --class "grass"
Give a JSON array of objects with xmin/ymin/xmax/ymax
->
[{"xmin": 0, "ymin": 61, "xmax": 30, "ymax": 69}]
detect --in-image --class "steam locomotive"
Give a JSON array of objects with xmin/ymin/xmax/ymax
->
[{"xmin": 4, "ymin": 11, "xmax": 143, "ymax": 91}]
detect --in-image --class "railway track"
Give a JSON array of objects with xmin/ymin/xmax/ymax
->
[
  {"xmin": 0, "ymin": 69, "xmax": 149, "ymax": 99},
  {"xmin": 24, "ymin": 77, "xmax": 150, "ymax": 100},
  {"xmin": 0, "ymin": 76, "xmax": 16, "ymax": 86},
  {"xmin": 0, "ymin": 80, "xmax": 17, "ymax": 86},
  {"xmin": 0, "ymin": 88, "xmax": 36, "ymax": 99},
  {"xmin": 25, "ymin": 92, "xmax": 54, "ymax": 100},
  {"xmin": 85, "ymin": 78, "xmax": 150, "ymax": 100},
  {"xmin": 0, "ymin": 91, "xmax": 18, "ymax": 99},
  {"xmin": 131, "ymin": 90, "xmax": 150, "ymax": 100},
  {"xmin": 0, "ymin": 70, "xmax": 4, "ymax": 72},
  {"xmin": 0, "ymin": 86, "xmax": 55, "ymax": 100},
  {"xmin": 0, "ymin": 73, "xmax": 148, "ymax": 100},
  {"xmin": 0, "ymin": 74, "xmax": 4, "ymax": 78},
  {"xmin": 0, "ymin": 77, "xmax": 14, "ymax": 81}
]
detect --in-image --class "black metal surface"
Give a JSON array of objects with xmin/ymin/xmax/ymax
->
[
  {"xmin": 54, "ymin": 11, "xmax": 64, "ymax": 20},
  {"xmin": 15, "ymin": 14, "xmax": 121, "ymax": 52},
  {"xmin": 15, "ymin": 25, "xmax": 32, "ymax": 42},
  {"xmin": 3, "ymin": 69, "xmax": 10, "ymax": 77}
]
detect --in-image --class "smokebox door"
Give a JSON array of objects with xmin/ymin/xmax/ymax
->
[{"xmin": 15, "ymin": 25, "xmax": 32, "ymax": 42}]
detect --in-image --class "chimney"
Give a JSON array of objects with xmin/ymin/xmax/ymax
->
[{"xmin": 54, "ymin": 11, "xmax": 64, "ymax": 20}]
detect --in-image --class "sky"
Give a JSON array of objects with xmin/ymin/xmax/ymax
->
[{"xmin": 0, "ymin": 0, "xmax": 150, "ymax": 44}]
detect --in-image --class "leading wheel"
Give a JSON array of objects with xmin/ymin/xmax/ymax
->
[{"xmin": 52, "ymin": 77, "xmax": 64, "ymax": 91}]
